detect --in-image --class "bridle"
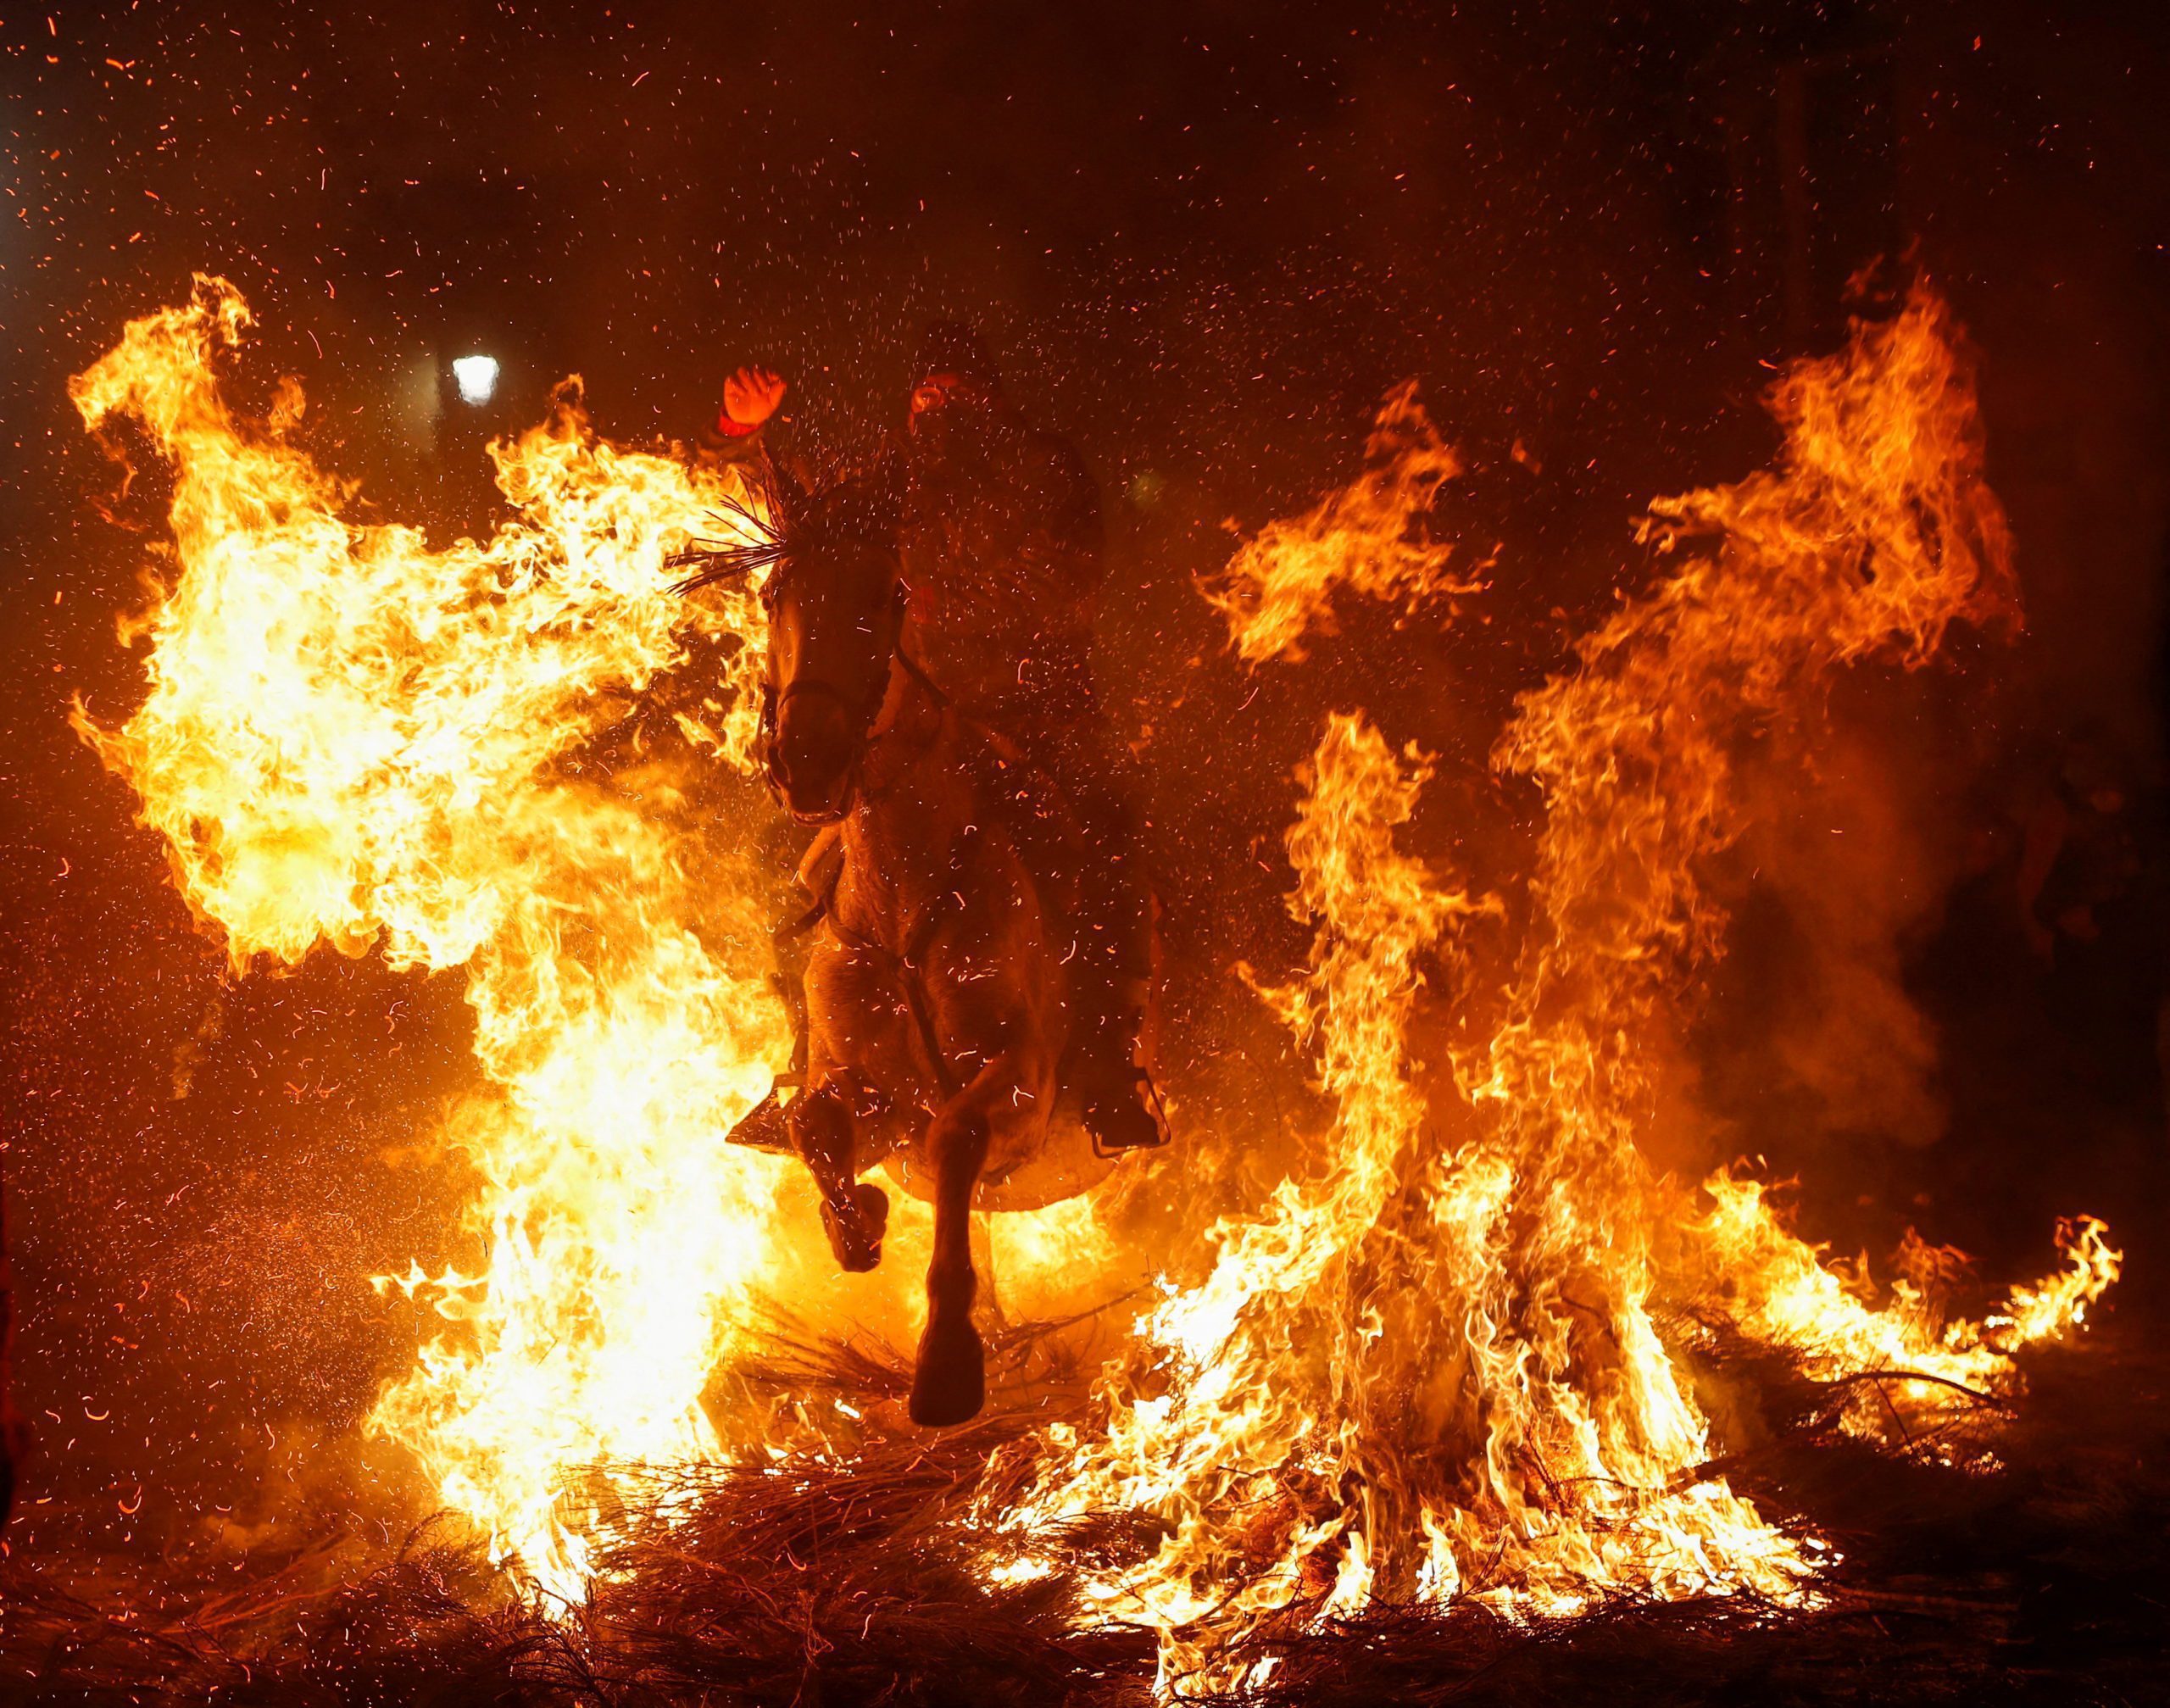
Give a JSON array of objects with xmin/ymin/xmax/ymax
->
[
  {"xmin": 759, "ymin": 565, "xmax": 913, "ymax": 825},
  {"xmin": 670, "ymin": 493, "xmax": 924, "ymax": 824}
]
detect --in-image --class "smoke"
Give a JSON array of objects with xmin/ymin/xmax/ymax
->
[{"xmin": 1711, "ymin": 692, "xmax": 1977, "ymax": 1160}]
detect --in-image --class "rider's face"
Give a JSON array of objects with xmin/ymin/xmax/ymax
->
[{"xmin": 909, "ymin": 371, "xmax": 979, "ymax": 427}]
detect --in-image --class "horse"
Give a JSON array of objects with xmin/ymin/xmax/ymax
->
[{"xmin": 681, "ymin": 487, "xmax": 1128, "ymax": 1427}]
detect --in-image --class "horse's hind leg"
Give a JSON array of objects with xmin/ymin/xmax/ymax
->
[
  {"xmin": 788, "ymin": 1079, "xmax": 889, "ymax": 1273},
  {"xmin": 909, "ymin": 1064, "xmax": 1006, "ymax": 1427}
]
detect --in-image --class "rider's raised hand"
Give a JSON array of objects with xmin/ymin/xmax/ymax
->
[{"xmin": 722, "ymin": 365, "xmax": 787, "ymax": 430}]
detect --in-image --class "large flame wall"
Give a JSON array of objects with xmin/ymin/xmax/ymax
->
[
  {"xmin": 70, "ymin": 276, "xmax": 2117, "ymax": 1686},
  {"xmin": 71, "ymin": 276, "xmax": 812, "ymax": 1599},
  {"xmin": 1010, "ymin": 285, "xmax": 2116, "ymax": 1690}
]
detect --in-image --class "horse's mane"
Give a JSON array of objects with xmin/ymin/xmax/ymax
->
[
  {"xmin": 669, "ymin": 490, "xmax": 790, "ymax": 596},
  {"xmin": 671, "ymin": 481, "xmax": 899, "ymax": 598}
]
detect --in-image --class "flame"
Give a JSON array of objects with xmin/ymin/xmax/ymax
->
[
  {"xmin": 1004, "ymin": 714, "xmax": 1494, "ymax": 1671},
  {"xmin": 998, "ymin": 283, "xmax": 2115, "ymax": 1689},
  {"xmin": 1202, "ymin": 380, "xmax": 1484, "ymax": 664},
  {"xmin": 1477, "ymin": 281, "xmax": 2083, "ymax": 1447},
  {"xmin": 1680, "ymin": 1183, "xmax": 2119, "ymax": 1424},
  {"xmin": 72, "ymin": 277, "xmax": 2118, "ymax": 1680},
  {"xmin": 1003, "ymin": 713, "xmax": 1812, "ymax": 1691},
  {"xmin": 70, "ymin": 276, "xmax": 804, "ymax": 1600}
]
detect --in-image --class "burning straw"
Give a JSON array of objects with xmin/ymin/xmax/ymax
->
[
  {"xmin": 977, "ymin": 282, "xmax": 2117, "ymax": 1694},
  {"xmin": 58, "ymin": 275, "xmax": 2121, "ymax": 1702}
]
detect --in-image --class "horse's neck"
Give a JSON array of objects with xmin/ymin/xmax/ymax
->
[{"xmin": 836, "ymin": 664, "xmax": 966, "ymax": 943}]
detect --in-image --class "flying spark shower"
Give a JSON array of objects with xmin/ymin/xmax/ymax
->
[
  {"xmin": 70, "ymin": 276, "xmax": 2116, "ymax": 1681},
  {"xmin": 999, "ymin": 282, "xmax": 2117, "ymax": 1690}
]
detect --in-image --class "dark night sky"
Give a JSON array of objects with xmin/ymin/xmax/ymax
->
[{"xmin": 3, "ymin": 0, "xmax": 2168, "ymax": 1548}]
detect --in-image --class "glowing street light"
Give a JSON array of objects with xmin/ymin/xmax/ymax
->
[{"xmin": 452, "ymin": 354, "xmax": 500, "ymax": 406}]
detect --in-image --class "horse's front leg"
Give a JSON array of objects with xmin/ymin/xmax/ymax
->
[
  {"xmin": 910, "ymin": 1053, "xmax": 1025, "ymax": 1427},
  {"xmin": 788, "ymin": 1077, "xmax": 889, "ymax": 1273}
]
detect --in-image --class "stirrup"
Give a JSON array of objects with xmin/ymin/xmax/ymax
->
[
  {"xmin": 726, "ymin": 1086, "xmax": 793, "ymax": 1152},
  {"xmin": 1085, "ymin": 1068, "xmax": 1171, "ymax": 1157}
]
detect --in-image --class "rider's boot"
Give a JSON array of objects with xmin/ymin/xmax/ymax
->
[
  {"xmin": 1082, "ymin": 1066, "xmax": 1164, "ymax": 1153},
  {"xmin": 1077, "ymin": 984, "xmax": 1167, "ymax": 1154}
]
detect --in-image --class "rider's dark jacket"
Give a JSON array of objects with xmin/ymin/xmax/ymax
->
[{"xmin": 702, "ymin": 393, "xmax": 1149, "ymax": 1057}]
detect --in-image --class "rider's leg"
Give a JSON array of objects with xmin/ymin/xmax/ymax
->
[
  {"xmin": 1034, "ymin": 716, "xmax": 1163, "ymax": 1150},
  {"xmin": 787, "ymin": 1077, "xmax": 887, "ymax": 1272}
]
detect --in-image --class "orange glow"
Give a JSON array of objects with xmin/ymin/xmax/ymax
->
[
  {"xmin": 71, "ymin": 275, "xmax": 809, "ymax": 1601},
  {"xmin": 75, "ymin": 277, "xmax": 2117, "ymax": 1682},
  {"xmin": 991, "ymin": 284, "xmax": 2115, "ymax": 1691}
]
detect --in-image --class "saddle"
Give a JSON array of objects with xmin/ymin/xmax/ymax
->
[{"xmin": 732, "ymin": 793, "xmax": 1166, "ymax": 1157}]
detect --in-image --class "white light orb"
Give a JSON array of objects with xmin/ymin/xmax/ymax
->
[{"xmin": 452, "ymin": 354, "xmax": 500, "ymax": 406}]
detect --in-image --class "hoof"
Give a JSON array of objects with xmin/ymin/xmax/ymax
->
[
  {"xmin": 820, "ymin": 1181, "xmax": 889, "ymax": 1273},
  {"xmin": 909, "ymin": 1309, "xmax": 985, "ymax": 1427}
]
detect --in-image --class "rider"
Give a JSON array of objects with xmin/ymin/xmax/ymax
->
[{"xmin": 704, "ymin": 325, "xmax": 1163, "ymax": 1154}]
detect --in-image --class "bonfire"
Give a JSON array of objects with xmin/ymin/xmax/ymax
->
[{"xmin": 1, "ymin": 265, "xmax": 2142, "ymax": 1705}]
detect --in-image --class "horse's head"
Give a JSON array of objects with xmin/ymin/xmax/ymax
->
[
  {"xmin": 675, "ymin": 484, "xmax": 905, "ymax": 825},
  {"xmin": 762, "ymin": 491, "xmax": 908, "ymax": 823}
]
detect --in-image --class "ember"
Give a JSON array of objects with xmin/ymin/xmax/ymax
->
[
  {"xmin": 7, "ymin": 8, "xmax": 2166, "ymax": 1705},
  {"xmin": 51, "ymin": 272, "xmax": 2118, "ymax": 1691}
]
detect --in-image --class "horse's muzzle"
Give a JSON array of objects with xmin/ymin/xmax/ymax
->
[
  {"xmin": 764, "ymin": 746, "xmax": 857, "ymax": 826},
  {"xmin": 779, "ymin": 787, "xmax": 853, "ymax": 828},
  {"xmin": 765, "ymin": 673, "xmax": 874, "ymax": 826}
]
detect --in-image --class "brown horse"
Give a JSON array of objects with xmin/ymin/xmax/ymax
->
[{"xmin": 685, "ymin": 489, "xmax": 1124, "ymax": 1426}]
